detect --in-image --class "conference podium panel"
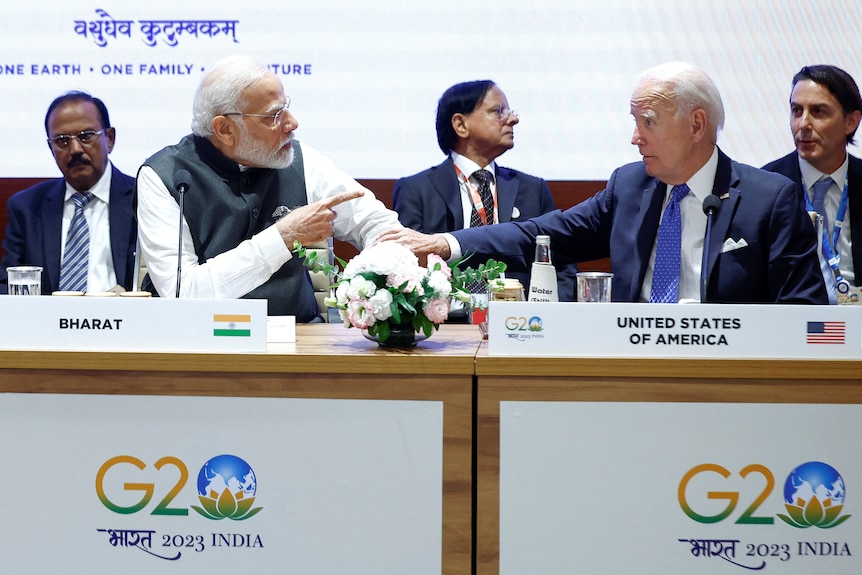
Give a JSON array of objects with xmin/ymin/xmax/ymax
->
[
  {"xmin": 475, "ymin": 349, "xmax": 862, "ymax": 575},
  {"xmin": 0, "ymin": 323, "xmax": 479, "ymax": 575}
]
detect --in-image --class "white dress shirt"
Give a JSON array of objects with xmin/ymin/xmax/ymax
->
[
  {"xmin": 136, "ymin": 142, "xmax": 402, "ymax": 299},
  {"xmin": 60, "ymin": 164, "xmax": 117, "ymax": 292}
]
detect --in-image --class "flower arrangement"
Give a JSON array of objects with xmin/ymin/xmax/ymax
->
[{"xmin": 294, "ymin": 241, "xmax": 506, "ymax": 344}]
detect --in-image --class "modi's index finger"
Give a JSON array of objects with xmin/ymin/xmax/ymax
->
[{"xmin": 319, "ymin": 190, "xmax": 365, "ymax": 209}]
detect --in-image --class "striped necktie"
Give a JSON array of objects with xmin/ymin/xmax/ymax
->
[
  {"xmin": 465, "ymin": 170, "xmax": 496, "ymax": 295},
  {"xmin": 59, "ymin": 191, "xmax": 95, "ymax": 292},
  {"xmin": 649, "ymin": 184, "xmax": 690, "ymax": 303},
  {"xmin": 469, "ymin": 169, "xmax": 496, "ymax": 227}
]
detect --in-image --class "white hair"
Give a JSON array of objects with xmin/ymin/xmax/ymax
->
[
  {"xmin": 637, "ymin": 62, "xmax": 725, "ymax": 134},
  {"xmin": 191, "ymin": 55, "xmax": 271, "ymax": 137}
]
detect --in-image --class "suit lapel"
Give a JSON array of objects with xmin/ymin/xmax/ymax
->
[
  {"xmin": 42, "ymin": 181, "xmax": 66, "ymax": 292},
  {"xmin": 495, "ymin": 168, "xmax": 518, "ymax": 223},
  {"xmin": 429, "ymin": 159, "xmax": 464, "ymax": 229},
  {"xmin": 703, "ymin": 151, "xmax": 740, "ymax": 289},
  {"xmin": 848, "ymin": 155, "xmax": 862, "ymax": 286},
  {"xmin": 108, "ymin": 166, "xmax": 135, "ymax": 288}
]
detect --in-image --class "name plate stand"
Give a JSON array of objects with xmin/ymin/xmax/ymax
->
[
  {"xmin": 0, "ymin": 297, "xmax": 267, "ymax": 353},
  {"xmin": 487, "ymin": 302, "xmax": 862, "ymax": 359}
]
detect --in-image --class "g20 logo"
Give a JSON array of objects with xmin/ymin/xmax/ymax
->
[
  {"xmin": 504, "ymin": 316, "xmax": 543, "ymax": 332},
  {"xmin": 95, "ymin": 454, "xmax": 262, "ymax": 521},
  {"xmin": 678, "ymin": 461, "xmax": 850, "ymax": 528}
]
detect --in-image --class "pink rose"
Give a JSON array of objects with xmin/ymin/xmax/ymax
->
[
  {"xmin": 346, "ymin": 299, "xmax": 376, "ymax": 329},
  {"xmin": 427, "ymin": 254, "xmax": 452, "ymax": 279},
  {"xmin": 423, "ymin": 297, "xmax": 449, "ymax": 324}
]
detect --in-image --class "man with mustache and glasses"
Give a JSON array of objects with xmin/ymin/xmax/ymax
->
[
  {"xmin": 0, "ymin": 91, "xmax": 137, "ymax": 294},
  {"xmin": 393, "ymin": 80, "xmax": 579, "ymax": 310},
  {"xmin": 136, "ymin": 55, "xmax": 402, "ymax": 321}
]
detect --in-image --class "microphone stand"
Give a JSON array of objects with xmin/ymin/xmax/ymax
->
[
  {"xmin": 176, "ymin": 187, "xmax": 185, "ymax": 298},
  {"xmin": 172, "ymin": 169, "xmax": 191, "ymax": 299},
  {"xmin": 700, "ymin": 195, "xmax": 721, "ymax": 302}
]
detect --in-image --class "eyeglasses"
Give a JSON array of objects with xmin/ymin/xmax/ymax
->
[
  {"xmin": 491, "ymin": 105, "xmax": 519, "ymax": 123},
  {"xmin": 224, "ymin": 97, "xmax": 292, "ymax": 129},
  {"xmin": 47, "ymin": 129, "xmax": 105, "ymax": 149}
]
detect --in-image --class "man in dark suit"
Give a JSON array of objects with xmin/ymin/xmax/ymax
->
[
  {"xmin": 762, "ymin": 65, "xmax": 862, "ymax": 304},
  {"xmin": 392, "ymin": 80, "xmax": 577, "ymax": 302},
  {"xmin": 380, "ymin": 63, "xmax": 828, "ymax": 304},
  {"xmin": 0, "ymin": 91, "xmax": 137, "ymax": 294}
]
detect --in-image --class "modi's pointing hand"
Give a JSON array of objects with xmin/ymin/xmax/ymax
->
[{"xmin": 276, "ymin": 190, "xmax": 364, "ymax": 246}]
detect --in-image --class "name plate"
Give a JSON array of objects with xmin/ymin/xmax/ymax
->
[
  {"xmin": 487, "ymin": 302, "xmax": 862, "ymax": 359},
  {"xmin": 0, "ymin": 297, "xmax": 267, "ymax": 353}
]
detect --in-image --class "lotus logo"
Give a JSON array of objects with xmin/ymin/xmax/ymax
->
[
  {"xmin": 776, "ymin": 461, "xmax": 850, "ymax": 528},
  {"xmin": 190, "ymin": 454, "xmax": 263, "ymax": 521}
]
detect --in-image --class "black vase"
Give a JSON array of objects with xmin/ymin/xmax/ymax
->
[{"xmin": 363, "ymin": 322, "xmax": 429, "ymax": 347}]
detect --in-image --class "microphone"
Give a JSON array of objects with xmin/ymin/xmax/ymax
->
[
  {"xmin": 173, "ymin": 169, "xmax": 191, "ymax": 298},
  {"xmin": 700, "ymin": 194, "xmax": 721, "ymax": 302}
]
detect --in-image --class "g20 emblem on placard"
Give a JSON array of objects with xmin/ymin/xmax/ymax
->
[
  {"xmin": 94, "ymin": 453, "xmax": 264, "ymax": 561},
  {"xmin": 678, "ymin": 461, "xmax": 850, "ymax": 528},
  {"xmin": 95, "ymin": 453, "xmax": 262, "ymax": 520},
  {"xmin": 677, "ymin": 461, "xmax": 852, "ymax": 570}
]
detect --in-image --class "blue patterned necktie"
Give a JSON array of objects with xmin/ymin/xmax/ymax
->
[
  {"xmin": 649, "ymin": 184, "xmax": 690, "ymax": 303},
  {"xmin": 59, "ymin": 191, "xmax": 95, "ymax": 292}
]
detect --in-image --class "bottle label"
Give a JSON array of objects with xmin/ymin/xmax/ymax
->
[{"xmin": 528, "ymin": 262, "xmax": 559, "ymax": 302}]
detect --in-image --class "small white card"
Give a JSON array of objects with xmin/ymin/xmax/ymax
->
[{"xmin": 266, "ymin": 315, "xmax": 297, "ymax": 342}]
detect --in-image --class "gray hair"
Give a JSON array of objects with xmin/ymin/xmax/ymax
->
[
  {"xmin": 191, "ymin": 55, "xmax": 271, "ymax": 137},
  {"xmin": 638, "ymin": 62, "xmax": 725, "ymax": 134}
]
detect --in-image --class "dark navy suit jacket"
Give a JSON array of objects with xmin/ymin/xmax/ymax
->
[
  {"xmin": 0, "ymin": 165, "xmax": 137, "ymax": 293},
  {"xmin": 762, "ymin": 151, "xmax": 862, "ymax": 286},
  {"xmin": 393, "ymin": 158, "xmax": 579, "ymax": 300},
  {"xmin": 450, "ymin": 149, "xmax": 828, "ymax": 303}
]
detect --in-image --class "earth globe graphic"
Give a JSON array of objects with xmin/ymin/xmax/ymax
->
[
  {"xmin": 783, "ymin": 461, "xmax": 844, "ymax": 506},
  {"xmin": 197, "ymin": 454, "xmax": 257, "ymax": 499}
]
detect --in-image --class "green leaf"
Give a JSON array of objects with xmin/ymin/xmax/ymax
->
[{"xmin": 376, "ymin": 320, "xmax": 391, "ymax": 342}]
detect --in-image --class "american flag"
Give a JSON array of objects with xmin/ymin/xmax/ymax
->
[{"xmin": 806, "ymin": 321, "xmax": 846, "ymax": 344}]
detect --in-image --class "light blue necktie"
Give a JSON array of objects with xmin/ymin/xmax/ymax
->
[
  {"xmin": 811, "ymin": 177, "xmax": 837, "ymax": 304},
  {"xmin": 59, "ymin": 191, "xmax": 95, "ymax": 292},
  {"xmin": 812, "ymin": 176, "xmax": 832, "ymax": 232},
  {"xmin": 649, "ymin": 184, "xmax": 689, "ymax": 303}
]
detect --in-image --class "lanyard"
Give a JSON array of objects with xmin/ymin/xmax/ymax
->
[{"xmin": 803, "ymin": 173, "xmax": 850, "ymax": 292}]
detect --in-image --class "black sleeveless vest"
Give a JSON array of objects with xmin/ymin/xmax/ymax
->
[{"xmin": 143, "ymin": 135, "xmax": 318, "ymax": 321}]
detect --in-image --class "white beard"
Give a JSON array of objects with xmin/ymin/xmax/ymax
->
[{"xmin": 234, "ymin": 123, "xmax": 295, "ymax": 169}]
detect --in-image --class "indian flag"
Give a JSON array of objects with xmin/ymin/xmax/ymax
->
[{"xmin": 213, "ymin": 314, "xmax": 251, "ymax": 337}]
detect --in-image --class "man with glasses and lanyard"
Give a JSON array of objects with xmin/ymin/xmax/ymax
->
[
  {"xmin": 136, "ymin": 55, "xmax": 402, "ymax": 321},
  {"xmin": 392, "ymin": 80, "xmax": 578, "ymax": 309},
  {"xmin": 0, "ymin": 91, "xmax": 137, "ymax": 294},
  {"xmin": 763, "ymin": 65, "xmax": 862, "ymax": 304}
]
